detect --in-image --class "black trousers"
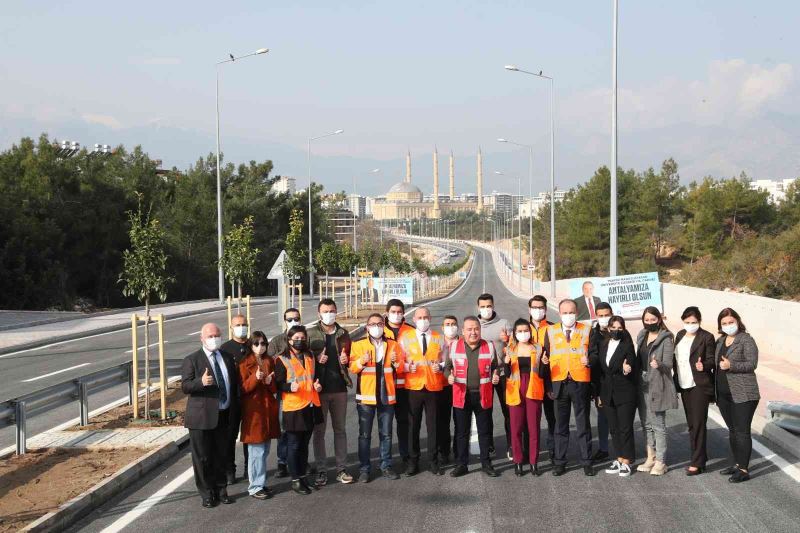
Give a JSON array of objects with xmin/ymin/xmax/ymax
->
[
  {"xmin": 603, "ymin": 400, "xmax": 636, "ymax": 462},
  {"xmin": 681, "ymin": 387, "xmax": 711, "ymax": 468},
  {"xmin": 395, "ymin": 388, "xmax": 410, "ymax": 461},
  {"xmin": 454, "ymin": 390, "xmax": 493, "ymax": 466},
  {"xmin": 286, "ymin": 430, "xmax": 313, "ymax": 479},
  {"xmin": 543, "ymin": 394, "xmax": 556, "ymax": 457},
  {"xmin": 409, "ymin": 388, "xmax": 438, "ymax": 463},
  {"xmin": 189, "ymin": 408, "xmax": 231, "ymax": 499},
  {"xmin": 554, "ymin": 380, "xmax": 592, "ymax": 466},
  {"xmin": 489, "ymin": 378, "xmax": 511, "ymax": 452},
  {"xmin": 436, "ymin": 386, "xmax": 456, "ymax": 457},
  {"xmin": 717, "ymin": 393, "xmax": 758, "ymax": 470}
]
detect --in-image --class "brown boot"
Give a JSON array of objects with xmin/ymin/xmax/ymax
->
[
  {"xmin": 650, "ymin": 461, "xmax": 668, "ymax": 476},
  {"xmin": 637, "ymin": 446, "xmax": 656, "ymax": 472}
]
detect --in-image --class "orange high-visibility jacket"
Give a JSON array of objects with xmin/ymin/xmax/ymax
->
[
  {"xmin": 384, "ymin": 322, "xmax": 415, "ymax": 388},
  {"xmin": 546, "ymin": 322, "xmax": 591, "ymax": 382},
  {"xmin": 505, "ymin": 343, "xmax": 546, "ymax": 404},
  {"xmin": 278, "ymin": 354, "xmax": 321, "ymax": 411},
  {"xmin": 350, "ymin": 337, "xmax": 403, "ymax": 405},
  {"xmin": 398, "ymin": 329, "xmax": 445, "ymax": 391}
]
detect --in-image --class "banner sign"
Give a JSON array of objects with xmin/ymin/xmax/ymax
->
[
  {"xmin": 569, "ymin": 272, "xmax": 662, "ymax": 319},
  {"xmin": 359, "ymin": 277, "xmax": 414, "ymax": 305}
]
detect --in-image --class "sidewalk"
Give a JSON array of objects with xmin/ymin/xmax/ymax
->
[{"xmin": 0, "ymin": 297, "xmax": 276, "ymax": 355}]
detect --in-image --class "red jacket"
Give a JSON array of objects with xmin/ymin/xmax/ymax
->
[{"xmin": 238, "ymin": 353, "xmax": 280, "ymax": 443}]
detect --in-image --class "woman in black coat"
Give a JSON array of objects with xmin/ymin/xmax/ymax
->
[
  {"xmin": 673, "ymin": 306, "xmax": 716, "ymax": 475},
  {"xmin": 593, "ymin": 316, "xmax": 639, "ymax": 477}
]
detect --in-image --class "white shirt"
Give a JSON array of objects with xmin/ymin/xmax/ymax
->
[
  {"xmin": 371, "ymin": 337, "xmax": 385, "ymax": 364},
  {"xmin": 202, "ymin": 346, "xmax": 231, "ymax": 410},
  {"xmin": 416, "ymin": 328, "xmax": 430, "ymax": 353},
  {"xmin": 676, "ymin": 335, "xmax": 696, "ymax": 389},
  {"xmin": 606, "ymin": 339, "xmax": 620, "ymax": 367}
]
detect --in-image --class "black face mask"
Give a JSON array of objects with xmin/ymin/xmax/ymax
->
[
  {"xmin": 644, "ymin": 323, "xmax": 660, "ymax": 333},
  {"xmin": 609, "ymin": 329, "xmax": 624, "ymax": 341},
  {"xmin": 291, "ymin": 339, "xmax": 307, "ymax": 351}
]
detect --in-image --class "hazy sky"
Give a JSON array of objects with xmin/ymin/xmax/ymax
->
[{"xmin": 2, "ymin": 1, "xmax": 798, "ymax": 196}]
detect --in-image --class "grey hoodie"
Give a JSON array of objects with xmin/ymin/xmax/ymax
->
[{"xmin": 479, "ymin": 312, "xmax": 511, "ymax": 364}]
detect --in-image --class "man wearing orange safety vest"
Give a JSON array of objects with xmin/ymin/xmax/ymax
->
[
  {"xmin": 398, "ymin": 306, "xmax": 446, "ymax": 476},
  {"xmin": 383, "ymin": 298, "xmax": 415, "ymax": 469},
  {"xmin": 541, "ymin": 298, "xmax": 595, "ymax": 477},
  {"xmin": 444, "ymin": 316, "xmax": 500, "ymax": 478},
  {"xmin": 350, "ymin": 313, "xmax": 404, "ymax": 482}
]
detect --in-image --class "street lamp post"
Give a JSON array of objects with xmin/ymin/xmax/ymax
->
[
  {"xmin": 307, "ymin": 129, "xmax": 344, "ymax": 298},
  {"xmin": 504, "ymin": 64, "xmax": 556, "ymax": 297},
  {"xmin": 610, "ymin": 0, "xmax": 619, "ymax": 275},
  {"xmin": 498, "ymin": 138, "xmax": 534, "ymax": 293},
  {"xmin": 215, "ymin": 47, "xmax": 269, "ymax": 304}
]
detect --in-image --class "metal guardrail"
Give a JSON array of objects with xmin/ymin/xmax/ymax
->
[
  {"xmin": 0, "ymin": 358, "xmax": 184, "ymax": 454},
  {"xmin": 768, "ymin": 401, "xmax": 800, "ymax": 436}
]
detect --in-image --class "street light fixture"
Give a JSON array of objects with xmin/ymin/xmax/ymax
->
[
  {"xmin": 498, "ymin": 137, "xmax": 534, "ymax": 293},
  {"xmin": 504, "ymin": 63, "xmax": 556, "ymax": 297},
  {"xmin": 215, "ymin": 47, "xmax": 269, "ymax": 304},
  {"xmin": 308, "ymin": 129, "xmax": 344, "ymax": 297}
]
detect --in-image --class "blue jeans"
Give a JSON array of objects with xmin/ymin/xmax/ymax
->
[
  {"xmin": 247, "ymin": 441, "xmax": 272, "ymax": 495},
  {"xmin": 357, "ymin": 403, "xmax": 394, "ymax": 472}
]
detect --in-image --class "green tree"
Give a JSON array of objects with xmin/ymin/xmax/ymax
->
[
  {"xmin": 284, "ymin": 209, "xmax": 307, "ymax": 283},
  {"xmin": 219, "ymin": 215, "xmax": 259, "ymax": 312},
  {"xmin": 315, "ymin": 241, "xmax": 341, "ymax": 281}
]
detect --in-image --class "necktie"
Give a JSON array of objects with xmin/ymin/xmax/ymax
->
[
  {"xmin": 211, "ymin": 353, "xmax": 228, "ymax": 406},
  {"xmin": 588, "ymin": 298, "xmax": 596, "ymax": 319},
  {"xmin": 565, "ymin": 329, "xmax": 572, "ymax": 343},
  {"xmin": 422, "ymin": 333, "xmax": 428, "ymax": 356}
]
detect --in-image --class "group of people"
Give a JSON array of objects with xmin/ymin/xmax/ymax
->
[{"xmin": 181, "ymin": 293, "xmax": 760, "ymax": 508}]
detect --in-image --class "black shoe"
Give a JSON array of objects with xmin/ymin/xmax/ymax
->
[
  {"xmin": 591, "ymin": 450, "xmax": 609, "ymax": 463},
  {"xmin": 482, "ymin": 463, "xmax": 499, "ymax": 477},
  {"xmin": 686, "ymin": 466, "xmax": 706, "ymax": 476},
  {"xmin": 218, "ymin": 488, "xmax": 234, "ymax": 504},
  {"xmin": 583, "ymin": 466, "xmax": 595, "ymax": 477},
  {"xmin": 291, "ymin": 479, "xmax": 312, "ymax": 495},
  {"xmin": 405, "ymin": 461, "xmax": 419, "ymax": 477},
  {"xmin": 202, "ymin": 497, "xmax": 214, "ymax": 508},
  {"xmin": 382, "ymin": 468, "xmax": 400, "ymax": 480},
  {"xmin": 729, "ymin": 469, "xmax": 750, "ymax": 483},
  {"xmin": 358, "ymin": 471, "xmax": 370, "ymax": 483},
  {"xmin": 251, "ymin": 488, "xmax": 272, "ymax": 500},
  {"xmin": 450, "ymin": 464, "xmax": 468, "ymax": 477},
  {"xmin": 530, "ymin": 464, "xmax": 540, "ymax": 476},
  {"xmin": 720, "ymin": 465, "xmax": 738, "ymax": 476},
  {"xmin": 514, "ymin": 464, "xmax": 524, "ymax": 477},
  {"xmin": 429, "ymin": 462, "xmax": 443, "ymax": 476},
  {"xmin": 275, "ymin": 463, "xmax": 289, "ymax": 478},
  {"xmin": 226, "ymin": 472, "xmax": 236, "ymax": 485},
  {"xmin": 552, "ymin": 465, "xmax": 566, "ymax": 476},
  {"xmin": 440, "ymin": 453, "xmax": 452, "ymax": 465}
]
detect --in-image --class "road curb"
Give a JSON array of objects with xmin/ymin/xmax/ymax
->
[
  {"xmin": 762, "ymin": 421, "xmax": 800, "ymax": 461},
  {"xmin": 20, "ymin": 433, "xmax": 189, "ymax": 533}
]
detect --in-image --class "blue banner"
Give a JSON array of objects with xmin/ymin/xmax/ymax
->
[
  {"xmin": 359, "ymin": 277, "xmax": 415, "ymax": 305},
  {"xmin": 569, "ymin": 272, "xmax": 662, "ymax": 319}
]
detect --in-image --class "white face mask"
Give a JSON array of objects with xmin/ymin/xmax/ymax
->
[
  {"xmin": 416, "ymin": 319, "xmax": 430, "ymax": 332},
  {"xmin": 320, "ymin": 312, "xmax": 337, "ymax": 326},
  {"xmin": 722, "ymin": 323, "xmax": 738, "ymax": 336},
  {"xmin": 479, "ymin": 307, "xmax": 493, "ymax": 320},
  {"xmin": 515, "ymin": 331, "xmax": 531, "ymax": 343},
  {"xmin": 443, "ymin": 325, "xmax": 458, "ymax": 338},
  {"xmin": 597, "ymin": 316, "xmax": 611, "ymax": 329},
  {"xmin": 286, "ymin": 319, "xmax": 300, "ymax": 330},
  {"xmin": 204, "ymin": 336, "xmax": 222, "ymax": 351},
  {"xmin": 529, "ymin": 308, "xmax": 546, "ymax": 321},
  {"xmin": 560, "ymin": 313, "xmax": 576, "ymax": 328},
  {"xmin": 684, "ymin": 323, "xmax": 700, "ymax": 334},
  {"xmin": 388, "ymin": 312, "xmax": 404, "ymax": 325},
  {"xmin": 233, "ymin": 325, "xmax": 248, "ymax": 338},
  {"xmin": 253, "ymin": 344, "xmax": 266, "ymax": 355},
  {"xmin": 368, "ymin": 325, "xmax": 384, "ymax": 339}
]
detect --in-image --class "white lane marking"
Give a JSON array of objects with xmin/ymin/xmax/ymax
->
[
  {"xmin": 124, "ymin": 341, "xmax": 169, "ymax": 354},
  {"xmin": 99, "ymin": 466, "xmax": 195, "ymax": 533},
  {"xmin": 21, "ymin": 363, "xmax": 92, "ymax": 382},
  {"xmin": 708, "ymin": 407, "xmax": 800, "ymax": 483},
  {"xmin": 186, "ymin": 330, "xmax": 201, "ymax": 336}
]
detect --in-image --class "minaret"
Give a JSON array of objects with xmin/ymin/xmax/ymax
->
[
  {"xmin": 449, "ymin": 150, "xmax": 455, "ymax": 200},
  {"xmin": 476, "ymin": 147, "xmax": 484, "ymax": 213},
  {"xmin": 405, "ymin": 149, "xmax": 412, "ymax": 183},
  {"xmin": 432, "ymin": 147, "xmax": 441, "ymax": 218}
]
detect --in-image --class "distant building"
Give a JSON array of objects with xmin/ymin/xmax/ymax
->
[
  {"xmin": 273, "ymin": 176, "xmax": 297, "ymax": 194},
  {"xmin": 519, "ymin": 189, "xmax": 567, "ymax": 218},
  {"xmin": 348, "ymin": 194, "xmax": 367, "ymax": 219},
  {"xmin": 329, "ymin": 208, "xmax": 355, "ymax": 245},
  {"xmin": 750, "ymin": 178, "xmax": 796, "ymax": 203}
]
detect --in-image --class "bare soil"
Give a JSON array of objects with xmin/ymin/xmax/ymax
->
[{"xmin": 0, "ymin": 447, "xmax": 142, "ymax": 532}]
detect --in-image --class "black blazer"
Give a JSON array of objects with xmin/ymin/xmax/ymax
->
[
  {"xmin": 593, "ymin": 333, "xmax": 639, "ymax": 406},
  {"xmin": 181, "ymin": 348, "xmax": 240, "ymax": 430},
  {"xmin": 575, "ymin": 295, "xmax": 602, "ymax": 322},
  {"xmin": 673, "ymin": 328, "xmax": 715, "ymax": 397}
]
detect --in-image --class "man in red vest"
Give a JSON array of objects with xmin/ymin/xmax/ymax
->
[{"xmin": 445, "ymin": 316, "xmax": 500, "ymax": 478}]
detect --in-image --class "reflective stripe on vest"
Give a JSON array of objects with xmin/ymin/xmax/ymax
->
[
  {"xmin": 450, "ymin": 339, "xmax": 494, "ymax": 409},
  {"xmin": 279, "ymin": 354, "xmax": 320, "ymax": 411},
  {"xmin": 352, "ymin": 338, "xmax": 399, "ymax": 406},
  {"xmin": 505, "ymin": 345, "xmax": 546, "ymax": 405},
  {"xmin": 399, "ymin": 330, "xmax": 444, "ymax": 392},
  {"xmin": 548, "ymin": 323, "xmax": 590, "ymax": 382}
]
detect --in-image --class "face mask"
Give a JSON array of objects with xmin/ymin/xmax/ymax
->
[
  {"xmin": 416, "ymin": 319, "xmax": 430, "ymax": 332},
  {"xmin": 479, "ymin": 307, "xmax": 493, "ymax": 320},
  {"xmin": 529, "ymin": 308, "xmax": 546, "ymax": 321},
  {"xmin": 597, "ymin": 316, "xmax": 611, "ymax": 328},
  {"xmin": 233, "ymin": 325, "xmax": 248, "ymax": 338},
  {"xmin": 286, "ymin": 319, "xmax": 300, "ymax": 330},
  {"xmin": 388, "ymin": 312, "xmax": 404, "ymax": 325},
  {"xmin": 560, "ymin": 313, "xmax": 576, "ymax": 328},
  {"xmin": 253, "ymin": 344, "xmax": 266, "ymax": 355},
  {"xmin": 722, "ymin": 324, "xmax": 738, "ymax": 336},
  {"xmin": 644, "ymin": 323, "xmax": 660, "ymax": 333},
  {"xmin": 684, "ymin": 323, "xmax": 700, "ymax": 334},
  {"xmin": 515, "ymin": 331, "xmax": 531, "ymax": 343},
  {"xmin": 204, "ymin": 336, "xmax": 222, "ymax": 351},
  {"xmin": 320, "ymin": 312, "xmax": 337, "ymax": 326},
  {"xmin": 368, "ymin": 326, "xmax": 384, "ymax": 339},
  {"xmin": 443, "ymin": 325, "xmax": 458, "ymax": 338},
  {"xmin": 609, "ymin": 329, "xmax": 624, "ymax": 341},
  {"xmin": 291, "ymin": 339, "xmax": 307, "ymax": 351}
]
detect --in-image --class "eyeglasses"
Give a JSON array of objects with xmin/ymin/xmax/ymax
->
[{"xmin": 252, "ymin": 341, "xmax": 266, "ymax": 347}]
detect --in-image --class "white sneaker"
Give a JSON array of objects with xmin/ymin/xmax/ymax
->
[
  {"xmin": 619, "ymin": 463, "xmax": 632, "ymax": 477},
  {"xmin": 604, "ymin": 460, "xmax": 621, "ymax": 474}
]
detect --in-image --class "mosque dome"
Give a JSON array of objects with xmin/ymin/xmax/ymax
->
[{"xmin": 387, "ymin": 181, "xmax": 423, "ymax": 202}]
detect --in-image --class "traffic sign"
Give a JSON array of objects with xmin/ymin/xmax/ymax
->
[{"xmin": 267, "ymin": 250, "xmax": 286, "ymax": 280}]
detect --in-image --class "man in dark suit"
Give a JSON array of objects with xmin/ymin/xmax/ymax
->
[
  {"xmin": 220, "ymin": 314, "xmax": 249, "ymax": 484},
  {"xmin": 182, "ymin": 322, "xmax": 239, "ymax": 508},
  {"xmin": 575, "ymin": 280, "xmax": 602, "ymax": 322}
]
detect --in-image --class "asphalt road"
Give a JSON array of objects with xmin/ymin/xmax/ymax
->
[{"xmin": 68, "ymin": 246, "xmax": 800, "ymax": 532}]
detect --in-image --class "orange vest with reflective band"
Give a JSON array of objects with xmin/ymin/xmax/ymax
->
[
  {"xmin": 505, "ymin": 343, "xmax": 545, "ymax": 405},
  {"xmin": 530, "ymin": 321, "xmax": 552, "ymax": 348},
  {"xmin": 385, "ymin": 322, "xmax": 415, "ymax": 389},
  {"xmin": 278, "ymin": 354, "xmax": 321, "ymax": 411},
  {"xmin": 451, "ymin": 339, "xmax": 494, "ymax": 409},
  {"xmin": 547, "ymin": 322, "xmax": 591, "ymax": 382},
  {"xmin": 350, "ymin": 337, "xmax": 402, "ymax": 405},
  {"xmin": 398, "ymin": 329, "xmax": 445, "ymax": 392}
]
